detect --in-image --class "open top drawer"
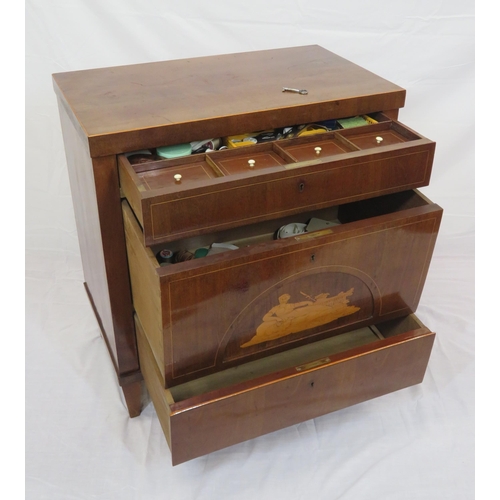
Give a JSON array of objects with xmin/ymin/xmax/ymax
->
[
  {"xmin": 118, "ymin": 117, "xmax": 435, "ymax": 247},
  {"xmin": 136, "ymin": 312, "xmax": 435, "ymax": 465},
  {"xmin": 122, "ymin": 189, "xmax": 442, "ymax": 389}
]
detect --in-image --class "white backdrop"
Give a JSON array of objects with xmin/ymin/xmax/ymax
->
[{"xmin": 25, "ymin": 1, "xmax": 474, "ymax": 499}]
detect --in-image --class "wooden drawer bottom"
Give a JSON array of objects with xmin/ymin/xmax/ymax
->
[{"xmin": 136, "ymin": 313, "xmax": 435, "ymax": 465}]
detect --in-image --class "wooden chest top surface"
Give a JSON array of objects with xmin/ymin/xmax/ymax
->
[{"xmin": 52, "ymin": 45, "xmax": 405, "ymax": 157}]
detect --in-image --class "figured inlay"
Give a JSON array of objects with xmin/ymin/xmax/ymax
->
[{"xmin": 241, "ymin": 288, "xmax": 360, "ymax": 347}]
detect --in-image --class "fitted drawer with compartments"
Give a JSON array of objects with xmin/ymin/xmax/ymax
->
[
  {"xmin": 119, "ymin": 116, "xmax": 435, "ymax": 246},
  {"xmin": 122, "ymin": 189, "xmax": 441, "ymax": 389}
]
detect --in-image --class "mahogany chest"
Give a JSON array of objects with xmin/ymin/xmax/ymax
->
[{"xmin": 53, "ymin": 45, "xmax": 441, "ymax": 465}]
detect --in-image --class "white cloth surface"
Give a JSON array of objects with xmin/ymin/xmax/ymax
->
[{"xmin": 25, "ymin": 1, "xmax": 474, "ymax": 498}]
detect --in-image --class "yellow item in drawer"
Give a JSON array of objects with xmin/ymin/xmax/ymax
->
[
  {"xmin": 296, "ymin": 124, "xmax": 330, "ymax": 137},
  {"xmin": 224, "ymin": 133, "xmax": 259, "ymax": 148}
]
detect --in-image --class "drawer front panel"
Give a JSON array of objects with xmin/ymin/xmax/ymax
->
[
  {"xmin": 136, "ymin": 314, "xmax": 435, "ymax": 466},
  {"xmin": 122, "ymin": 194, "xmax": 442, "ymax": 388},
  {"xmin": 161, "ymin": 210, "xmax": 439, "ymax": 385},
  {"xmin": 145, "ymin": 146, "xmax": 433, "ymax": 245},
  {"xmin": 282, "ymin": 139, "xmax": 351, "ymax": 161},
  {"xmin": 216, "ymin": 151, "xmax": 286, "ymax": 175},
  {"xmin": 142, "ymin": 161, "xmax": 217, "ymax": 190},
  {"xmin": 346, "ymin": 129, "xmax": 406, "ymax": 149},
  {"xmin": 170, "ymin": 332, "xmax": 434, "ymax": 465}
]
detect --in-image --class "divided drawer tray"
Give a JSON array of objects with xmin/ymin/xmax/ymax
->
[{"xmin": 119, "ymin": 118, "xmax": 435, "ymax": 246}]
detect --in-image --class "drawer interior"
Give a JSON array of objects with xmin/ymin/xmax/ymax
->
[
  {"xmin": 336, "ymin": 120, "xmax": 420, "ymax": 150},
  {"xmin": 168, "ymin": 314, "xmax": 423, "ymax": 403},
  {"xmin": 123, "ymin": 187, "xmax": 441, "ymax": 389},
  {"xmin": 118, "ymin": 111, "xmax": 435, "ymax": 247},
  {"xmin": 170, "ymin": 325, "xmax": 380, "ymax": 402},
  {"xmin": 120, "ymin": 113, "xmax": 426, "ymax": 189},
  {"xmin": 148, "ymin": 190, "xmax": 431, "ymax": 267},
  {"xmin": 136, "ymin": 311, "xmax": 434, "ymax": 465}
]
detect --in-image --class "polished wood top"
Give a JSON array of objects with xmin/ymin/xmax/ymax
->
[{"xmin": 53, "ymin": 45, "xmax": 406, "ymax": 157}]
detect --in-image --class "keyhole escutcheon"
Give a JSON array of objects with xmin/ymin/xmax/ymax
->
[{"xmin": 299, "ymin": 182, "xmax": 305, "ymax": 193}]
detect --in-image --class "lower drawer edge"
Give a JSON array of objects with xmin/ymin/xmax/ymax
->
[{"xmin": 136, "ymin": 314, "xmax": 435, "ymax": 466}]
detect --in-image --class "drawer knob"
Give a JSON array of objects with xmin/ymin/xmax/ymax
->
[
  {"xmin": 248, "ymin": 159, "xmax": 256, "ymax": 168},
  {"xmin": 376, "ymin": 136, "xmax": 383, "ymax": 144},
  {"xmin": 174, "ymin": 174, "xmax": 182, "ymax": 182},
  {"xmin": 314, "ymin": 146, "xmax": 322, "ymax": 155}
]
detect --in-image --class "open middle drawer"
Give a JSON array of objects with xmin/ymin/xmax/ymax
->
[
  {"xmin": 119, "ymin": 118, "xmax": 435, "ymax": 246},
  {"xmin": 122, "ymin": 189, "xmax": 442, "ymax": 388}
]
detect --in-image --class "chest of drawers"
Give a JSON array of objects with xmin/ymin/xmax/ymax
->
[{"xmin": 53, "ymin": 45, "xmax": 441, "ymax": 465}]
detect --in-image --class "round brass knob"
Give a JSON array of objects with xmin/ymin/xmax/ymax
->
[
  {"xmin": 376, "ymin": 136, "xmax": 383, "ymax": 144},
  {"xmin": 314, "ymin": 146, "xmax": 322, "ymax": 155},
  {"xmin": 248, "ymin": 159, "xmax": 256, "ymax": 168},
  {"xmin": 174, "ymin": 174, "xmax": 182, "ymax": 182}
]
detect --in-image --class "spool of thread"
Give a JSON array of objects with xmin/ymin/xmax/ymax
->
[
  {"xmin": 156, "ymin": 249, "xmax": 174, "ymax": 266},
  {"xmin": 127, "ymin": 153, "xmax": 164, "ymax": 164},
  {"xmin": 173, "ymin": 249, "xmax": 195, "ymax": 263}
]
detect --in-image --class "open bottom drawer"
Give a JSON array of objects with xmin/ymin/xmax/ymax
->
[{"xmin": 136, "ymin": 313, "xmax": 435, "ymax": 465}]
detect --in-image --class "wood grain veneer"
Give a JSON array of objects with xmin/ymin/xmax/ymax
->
[
  {"xmin": 54, "ymin": 47, "xmax": 439, "ymax": 437},
  {"xmin": 136, "ymin": 312, "xmax": 434, "ymax": 465},
  {"xmin": 118, "ymin": 122, "xmax": 435, "ymax": 247},
  {"xmin": 52, "ymin": 46, "xmax": 405, "ymax": 157},
  {"xmin": 57, "ymin": 97, "xmax": 139, "ymax": 380},
  {"xmin": 123, "ymin": 189, "xmax": 441, "ymax": 388}
]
